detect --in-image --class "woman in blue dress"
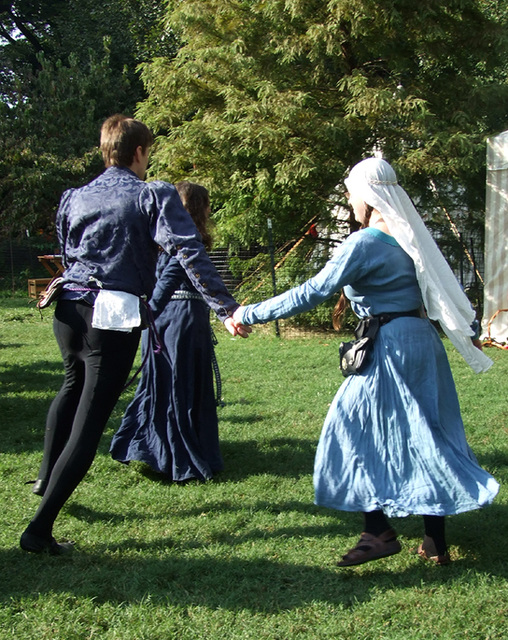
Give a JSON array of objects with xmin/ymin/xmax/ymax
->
[
  {"xmin": 233, "ymin": 158, "xmax": 498, "ymax": 567},
  {"xmin": 110, "ymin": 182, "xmax": 223, "ymax": 481}
]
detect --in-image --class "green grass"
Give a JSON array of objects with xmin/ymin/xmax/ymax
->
[{"xmin": 1, "ymin": 297, "xmax": 508, "ymax": 639}]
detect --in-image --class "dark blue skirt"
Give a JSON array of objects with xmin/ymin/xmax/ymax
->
[{"xmin": 110, "ymin": 298, "xmax": 223, "ymax": 481}]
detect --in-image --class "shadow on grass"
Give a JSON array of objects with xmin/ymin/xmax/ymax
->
[
  {"xmin": 0, "ymin": 360, "xmax": 62, "ymax": 395},
  {"xmin": 63, "ymin": 497, "xmax": 334, "ymax": 528},
  {"xmin": 60, "ymin": 493, "xmax": 508, "ymax": 560},
  {"xmin": 3, "ymin": 505, "xmax": 508, "ymax": 612},
  {"xmin": 0, "ymin": 548, "xmax": 434, "ymax": 612},
  {"xmin": 0, "ymin": 342, "xmax": 24, "ymax": 349},
  {"xmin": 0, "ymin": 361, "xmax": 136, "ymax": 454},
  {"xmin": 92, "ymin": 437, "xmax": 318, "ymax": 482},
  {"xmin": 65, "ymin": 503, "xmax": 130, "ymax": 525},
  {"xmin": 90, "ymin": 436, "xmax": 317, "ymax": 485},
  {"xmin": 0, "ymin": 298, "xmax": 39, "ymax": 310},
  {"xmin": 0, "ymin": 360, "xmax": 63, "ymax": 453},
  {"xmin": 475, "ymin": 449, "xmax": 508, "ymax": 473},
  {"xmin": 224, "ymin": 437, "xmax": 316, "ymax": 479}
]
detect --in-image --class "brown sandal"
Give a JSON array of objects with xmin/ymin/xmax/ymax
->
[
  {"xmin": 417, "ymin": 544, "xmax": 451, "ymax": 566},
  {"xmin": 337, "ymin": 528, "xmax": 401, "ymax": 567}
]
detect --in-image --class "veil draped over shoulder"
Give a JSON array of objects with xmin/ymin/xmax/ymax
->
[{"xmin": 345, "ymin": 158, "xmax": 492, "ymax": 373}]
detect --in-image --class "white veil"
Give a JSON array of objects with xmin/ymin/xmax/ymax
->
[{"xmin": 344, "ymin": 157, "xmax": 492, "ymax": 373}]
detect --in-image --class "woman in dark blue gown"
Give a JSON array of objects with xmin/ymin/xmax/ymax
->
[{"xmin": 110, "ymin": 182, "xmax": 223, "ymax": 481}]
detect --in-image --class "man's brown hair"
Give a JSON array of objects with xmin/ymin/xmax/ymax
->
[{"xmin": 100, "ymin": 114, "xmax": 153, "ymax": 167}]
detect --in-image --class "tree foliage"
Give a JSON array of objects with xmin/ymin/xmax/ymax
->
[
  {"xmin": 137, "ymin": 0, "xmax": 508, "ymax": 247},
  {"xmin": 0, "ymin": 0, "xmax": 177, "ymax": 237}
]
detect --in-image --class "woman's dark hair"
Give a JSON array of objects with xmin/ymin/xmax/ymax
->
[
  {"xmin": 175, "ymin": 181, "xmax": 213, "ymax": 251},
  {"xmin": 100, "ymin": 114, "xmax": 153, "ymax": 167},
  {"xmin": 332, "ymin": 203, "xmax": 374, "ymax": 331}
]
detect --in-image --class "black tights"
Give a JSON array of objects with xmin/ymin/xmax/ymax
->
[
  {"xmin": 27, "ymin": 300, "xmax": 140, "ymax": 539},
  {"xmin": 363, "ymin": 510, "xmax": 447, "ymax": 555}
]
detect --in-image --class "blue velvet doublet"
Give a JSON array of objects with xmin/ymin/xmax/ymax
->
[{"xmin": 56, "ymin": 166, "xmax": 236, "ymax": 321}]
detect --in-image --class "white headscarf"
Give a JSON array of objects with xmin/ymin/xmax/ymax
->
[{"xmin": 345, "ymin": 157, "xmax": 492, "ymax": 373}]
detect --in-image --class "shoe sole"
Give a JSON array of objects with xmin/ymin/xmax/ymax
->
[
  {"xmin": 337, "ymin": 541, "xmax": 402, "ymax": 567},
  {"xmin": 20, "ymin": 533, "xmax": 74, "ymax": 556}
]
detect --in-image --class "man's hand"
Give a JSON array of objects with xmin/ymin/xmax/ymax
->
[{"xmin": 224, "ymin": 316, "xmax": 251, "ymax": 338}]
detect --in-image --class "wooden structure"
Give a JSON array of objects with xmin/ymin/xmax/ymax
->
[{"xmin": 27, "ymin": 255, "xmax": 64, "ymax": 299}]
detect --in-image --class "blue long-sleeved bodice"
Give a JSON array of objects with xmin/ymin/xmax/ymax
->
[{"xmin": 240, "ymin": 228, "xmax": 422, "ymax": 325}]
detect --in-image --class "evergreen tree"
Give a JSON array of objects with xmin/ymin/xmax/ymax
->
[
  {"xmin": 0, "ymin": 0, "xmax": 176, "ymax": 236},
  {"xmin": 138, "ymin": 0, "xmax": 508, "ymax": 247}
]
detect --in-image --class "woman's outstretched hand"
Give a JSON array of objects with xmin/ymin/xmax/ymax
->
[{"xmin": 224, "ymin": 311, "xmax": 251, "ymax": 338}]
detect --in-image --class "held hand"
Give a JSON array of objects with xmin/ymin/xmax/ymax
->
[
  {"xmin": 232, "ymin": 306, "xmax": 246, "ymax": 325},
  {"xmin": 235, "ymin": 321, "xmax": 252, "ymax": 338},
  {"xmin": 232, "ymin": 306, "xmax": 252, "ymax": 337},
  {"xmin": 224, "ymin": 316, "xmax": 252, "ymax": 338},
  {"xmin": 235, "ymin": 306, "xmax": 253, "ymax": 337}
]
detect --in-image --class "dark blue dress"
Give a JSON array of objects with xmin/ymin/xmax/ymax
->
[{"xmin": 110, "ymin": 251, "xmax": 223, "ymax": 481}]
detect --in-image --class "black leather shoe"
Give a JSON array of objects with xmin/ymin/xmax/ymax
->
[
  {"xmin": 32, "ymin": 479, "xmax": 47, "ymax": 496},
  {"xmin": 20, "ymin": 531, "xmax": 74, "ymax": 555}
]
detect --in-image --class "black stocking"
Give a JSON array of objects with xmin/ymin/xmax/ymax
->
[
  {"xmin": 423, "ymin": 515, "xmax": 447, "ymax": 556},
  {"xmin": 363, "ymin": 510, "xmax": 391, "ymax": 536}
]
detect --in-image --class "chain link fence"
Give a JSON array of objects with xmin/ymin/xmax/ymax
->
[{"xmin": 0, "ymin": 227, "xmax": 485, "ymax": 336}]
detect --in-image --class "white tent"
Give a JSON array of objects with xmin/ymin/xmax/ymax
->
[{"xmin": 483, "ymin": 131, "xmax": 508, "ymax": 343}]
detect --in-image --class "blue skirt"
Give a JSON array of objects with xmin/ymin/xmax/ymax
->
[
  {"xmin": 314, "ymin": 317, "xmax": 499, "ymax": 516},
  {"xmin": 110, "ymin": 299, "xmax": 223, "ymax": 481}
]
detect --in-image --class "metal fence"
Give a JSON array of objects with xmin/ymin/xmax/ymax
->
[{"xmin": 0, "ymin": 229, "xmax": 485, "ymax": 332}]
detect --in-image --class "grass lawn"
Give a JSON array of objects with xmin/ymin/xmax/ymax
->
[{"xmin": 1, "ymin": 297, "xmax": 507, "ymax": 639}]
